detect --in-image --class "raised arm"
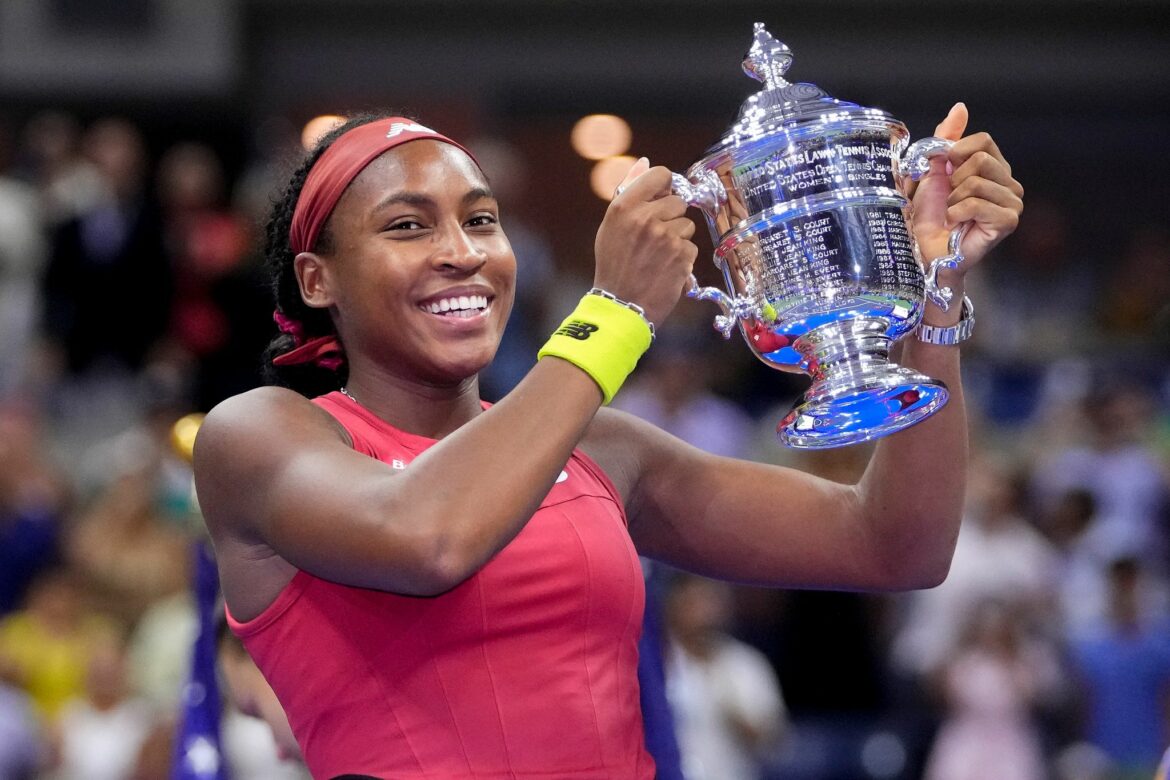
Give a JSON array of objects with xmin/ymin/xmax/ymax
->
[{"xmin": 603, "ymin": 105, "xmax": 1023, "ymax": 591}]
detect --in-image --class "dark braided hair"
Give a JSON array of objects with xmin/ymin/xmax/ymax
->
[{"xmin": 261, "ymin": 111, "xmax": 402, "ymax": 397}]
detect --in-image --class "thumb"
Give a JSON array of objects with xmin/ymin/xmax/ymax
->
[
  {"xmin": 914, "ymin": 104, "xmax": 967, "ymax": 235},
  {"xmin": 617, "ymin": 156, "xmax": 650, "ymax": 192},
  {"xmin": 934, "ymin": 102, "xmax": 969, "ymax": 142}
]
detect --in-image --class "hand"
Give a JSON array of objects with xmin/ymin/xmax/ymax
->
[
  {"xmin": 593, "ymin": 157, "xmax": 699, "ymax": 327},
  {"xmin": 909, "ymin": 103, "xmax": 1024, "ymax": 272}
]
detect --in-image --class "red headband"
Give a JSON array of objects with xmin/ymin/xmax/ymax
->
[{"xmin": 289, "ymin": 117, "xmax": 478, "ymax": 254}]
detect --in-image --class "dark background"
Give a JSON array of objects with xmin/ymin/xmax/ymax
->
[{"xmin": 2, "ymin": 0, "xmax": 1166, "ymax": 280}]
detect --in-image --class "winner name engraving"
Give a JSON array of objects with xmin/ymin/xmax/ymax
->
[{"xmin": 743, "ymin": 206, "xmax": 921, "ymax": 309}]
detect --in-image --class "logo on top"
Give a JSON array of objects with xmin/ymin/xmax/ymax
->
[{"xmin": 386, "ymin": 122, "xmax": 435, "ymax": 139}]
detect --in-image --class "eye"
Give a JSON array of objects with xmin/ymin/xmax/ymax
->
[
  {"xmin": 466, "ymin": 213, "xmax": 499, "ymax": 229},
  {"xmin": 386, "ymin": 219, "xmax": 425, "ymax": 231}
]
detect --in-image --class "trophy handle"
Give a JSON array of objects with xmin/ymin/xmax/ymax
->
[
  {"xmin": 685, "ymin": 272, "xmax": 757, "ymax": 339},
  {"xmin": 672, "ymin": 171, "xmax": 749, "ymax": 337},
  {"xmin": 897, "ymin": 136, "xmax": 971, "ymax": 313},
  {"xmin": 671, "ymin": 170, "xmax": 726, "ymax": 216}
]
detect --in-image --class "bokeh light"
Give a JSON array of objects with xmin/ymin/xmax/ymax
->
[
  {"xmin": 571, "ymin": 114, "xmax": 632, "ymax": 161},
  {"xmin": 590, "ymin": 155, "xmax": 637, "ymax": 201},
  {"xmin": 300, "ymin": 114, "xmax": 346, "ymax": 151}
]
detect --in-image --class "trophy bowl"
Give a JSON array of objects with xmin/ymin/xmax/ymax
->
[{"xmin": 673, "ymin": 23, "xmax": 967, "ymax": 449}]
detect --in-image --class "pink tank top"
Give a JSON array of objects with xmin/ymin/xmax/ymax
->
[{"xmin": 228, "ymin": 392, "xmax": 653, "ymax": 779}]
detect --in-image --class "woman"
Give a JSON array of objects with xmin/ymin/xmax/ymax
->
[{"xmin": 193, "ymin": 106, "xmax": 1023, "ymax": 779}]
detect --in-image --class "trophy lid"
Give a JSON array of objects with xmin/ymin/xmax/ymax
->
[{"xmin": 713, "ymin": 24, "xmax": 866, "ymax": 152}]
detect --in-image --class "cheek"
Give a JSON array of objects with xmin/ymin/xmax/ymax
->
[{"xmin": 492, "ymin": 252, "xmax": 519, "ymax": 312}]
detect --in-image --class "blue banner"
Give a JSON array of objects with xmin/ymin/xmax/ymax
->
[{"xmin": 171, "ymin": 540, "xmax": 229, "ymax": 780}]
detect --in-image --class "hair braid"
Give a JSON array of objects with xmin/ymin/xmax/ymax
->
[{"xmin": 260, "ymin": 111, "xmax": 400, "ymax": 396}]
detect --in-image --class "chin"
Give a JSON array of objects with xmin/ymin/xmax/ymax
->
[{"xmin": 428, "ymin": 344, "xmax": 499, "ymax": 385}]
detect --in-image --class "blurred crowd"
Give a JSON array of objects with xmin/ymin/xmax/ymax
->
[{"xmin": 0, "ymin": 108, "xmax": 1166, "ymax": 780}]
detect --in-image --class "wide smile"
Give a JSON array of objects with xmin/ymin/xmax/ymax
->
[{"xmin": 417, "ymin": 293, "xmax": 493, "ymax": 322}]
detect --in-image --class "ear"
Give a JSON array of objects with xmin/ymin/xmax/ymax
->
[{"xmin": 293, "ymin": 251, "xmax": 334, "ymax": 309}]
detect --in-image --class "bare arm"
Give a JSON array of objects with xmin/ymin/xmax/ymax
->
[
  {"xmin": 195, "ymin": 359, "xmax": 603, "ymax": 598},
  {"xmin": 594, "ymin": 337, "xmax": 961, "ymax": 590},
  {"xmin": 590, "ymin": 409, "xmax": 931, "ymax": 590},
  {"xmin": 595, "ymin": 106, "xmax": 1023, "ymax": 591}
]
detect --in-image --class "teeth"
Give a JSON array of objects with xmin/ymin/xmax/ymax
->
[{"xmin": 422, "ymin": 295, "xmax": 489, "ymax": 315}]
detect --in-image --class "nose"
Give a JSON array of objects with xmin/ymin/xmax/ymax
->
[{"xmin": 432, "ymin": 222, "xmax": 487, "ymax": 274}]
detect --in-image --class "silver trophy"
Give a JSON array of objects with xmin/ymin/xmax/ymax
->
[{"xmin": 672, "ymin": 23, "xmax": 969, "ymax": 449}]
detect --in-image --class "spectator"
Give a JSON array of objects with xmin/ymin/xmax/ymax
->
[
  {"xmin": 923, "ymin": 598, "xmax": 1065, "ymax": 780},
  {"xmin": 49, "ymin": 629, "xmax": 156, "ymax": 780},
  {"xmin": 63, "ymin": 466, "xmax": 191, "ymax": 626},
  {"xmin": 0, "ymin": 400, "xmax": 69, "ymax": 616},
  {"xmin": 157, "ymin": 141, "xmax": 270, "ymax": 408},
  {"xmin": 0, "ymin": 567, "xmax": 118, "ymax": 723},
  {"xmin": 1068, "ymin": 556, "xmax": 1170, "ymax": 777},
  {"xmin": 15, "ymin": 111, "xmax": 104, "ymax": 227},
  {"xmin": 664, "ymin": 572, "xmax": 786, "ymax": 780},
  {"xmin": 41, "ymin": 117, "xmax": 172, "ymax": 378},
  {"xmin": 966, "ymin": 197, "xmax": 1100, "ymax": 425},
  {"xmin": 1030, "ymin": 384, "xmax": 1168, "ymax": 571}
]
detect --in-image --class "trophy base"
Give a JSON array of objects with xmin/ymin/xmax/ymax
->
[
  {"xmin": 777, "ymin": 373, "xmax": 949, "ymax": 448},
  {"xmin": 775, "ymin": 317, "xmax": 949, "ymax": 449}
]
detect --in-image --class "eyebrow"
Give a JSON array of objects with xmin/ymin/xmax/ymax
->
[{"xmin": 370, "ymin": 186, "xmax": 496, "ymax": 217}]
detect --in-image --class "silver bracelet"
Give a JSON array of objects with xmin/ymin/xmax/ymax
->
[
  {"xmin": 587, "ymin": 287, "xmax": 656, "ymax": 340},
  {"xmin": 915, "ymin": 295, "xmax": 975, "ymax": 345}
]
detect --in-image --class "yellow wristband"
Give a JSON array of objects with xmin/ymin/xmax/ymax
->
[{"xmin": 537, "ymin": 292, "xmax": 653, "ymax": 404}]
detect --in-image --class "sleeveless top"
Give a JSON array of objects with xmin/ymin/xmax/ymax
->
[{"xmin": 227, "ymin": 392, "xmax": 654, "ymax": 779}]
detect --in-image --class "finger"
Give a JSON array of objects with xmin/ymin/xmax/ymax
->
[
  {"xmin": 617, "ymin": 156, "xmax": 650, "ymax": 192},
  {"xmin": 947, "ymin": 176, "xmax": 1025, "ymax": 212},
  {"xmin": 950, "ymin": 152, "xmax": 1024, "ymax": 199},
  {"xmin": 663, "ymin": 215, "xmax": 697, "ymax": 241},
  {"xmin": 645, "ymin": 193, "xmax": 690, "ymax": 222},
  {"xmin": 950, "ymin": 149, "xmax": 1011, "ymax": 185},
  {"xmin": 618, "ymin": 165, "xmax": 675, "ymax": 202},
  {"xmin": 949, "ymin": 132, "xmax": 1007, "ymax": 169},
  {"xmin": 946, "ymin": 199, "xmax": 1021, "ymax": 234},
  {"xmin": 934, "ymin": 102, "xmax": 969, "ymax": 142}
]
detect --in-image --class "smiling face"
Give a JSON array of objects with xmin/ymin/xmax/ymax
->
[{"xmin": 295, "ymin": 139, "xmax": 516, "ymax": 389}]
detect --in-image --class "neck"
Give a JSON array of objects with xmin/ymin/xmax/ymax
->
[{"xmin": 343, "ymin": 367, "xmax": 484, "ymax": 439}]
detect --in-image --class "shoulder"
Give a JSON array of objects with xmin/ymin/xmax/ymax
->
[
  {"xmin": 193, "ymin": 387, "xmax": 350, "ymax": 526},
  {"xmin": 196, "ymin": 386, "xmax": 347, "ymax": 454}
]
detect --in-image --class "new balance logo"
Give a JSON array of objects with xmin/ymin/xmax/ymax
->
[
  {"xmin": 556, "ymin": 321, "xmax": 599, "ymax": 340},
  {"xmin": 386, "ymin": 122, "xmax": 435, "ymax": 138}
]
